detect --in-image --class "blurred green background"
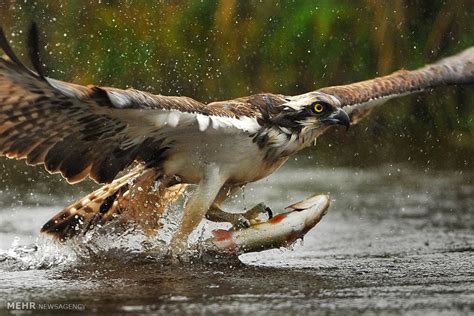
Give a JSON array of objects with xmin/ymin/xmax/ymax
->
[{"xmin": 0, "ymin": 0, "xmax": 473, "ymax": 200}]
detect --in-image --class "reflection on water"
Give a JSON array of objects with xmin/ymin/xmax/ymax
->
[{"xmin": 0, "ymin": 165, "xmax": 473, "ymax": 315}]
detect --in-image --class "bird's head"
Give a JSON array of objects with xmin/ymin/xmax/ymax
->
[
  {"xmin": 269, "ymin": 92, "xmax": 351, "ymax": 134},
  {"xmin": 258, "ymin": 92, "xmax": 351, "ymax": 158}
]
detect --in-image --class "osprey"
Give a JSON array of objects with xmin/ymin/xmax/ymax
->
[{"xmin": 0, "ymin": 25, "xmax": 473, "ymax": 255}]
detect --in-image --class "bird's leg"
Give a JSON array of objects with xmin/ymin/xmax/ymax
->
[
  {"xmin": 205, "ymin": 185, "xmax": 250, "ymax": 228},
  {"xmin": 169, "ymin": 165, "xmax": 224, "ymax": 255},
  {"xmin": 206, "ymin": 203, "xmax": 272, "ymax": 227},
  {"xmin": 243, "ymin": 202, "xmax": 273, "ymax": 225},
  {"xmin": 205, "ymin": 185, "xmax": 272, "ymax": 228},
  {"xmin": 206, "ymin": 204, "xmax": 251, "ymax": 229}
]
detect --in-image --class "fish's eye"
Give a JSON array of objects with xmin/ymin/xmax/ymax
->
[{"xmin": 312, "ymin": 103, "xmax": 325, "ymax": 114}]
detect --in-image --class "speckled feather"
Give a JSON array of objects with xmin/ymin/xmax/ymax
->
[
  {"xmin": 0, "ymin": 27, "xmax": 278, "ymax": 184},
  {"xmin": 319, "ymin": 47, "xmax": 474, "ymax": 122},
  {"xmin": 2, "ymin": 26, "xmax": 472, "ymax": 186}
]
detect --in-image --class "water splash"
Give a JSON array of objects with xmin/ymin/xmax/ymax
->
[
  {"xmin": 0, "ymin": 236, "xmax": 77, "ymax": 270},
  {"xmin": 0, "ymin": 195, "xmax": 234, "ymax": 270}
]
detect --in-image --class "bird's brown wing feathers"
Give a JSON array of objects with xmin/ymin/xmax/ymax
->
[
  {"xmin": 0, "ymin": 26, "xmax": 260, "ymax": 185},
  {"xmin": 318, "ymin": 47, "xmax": 474, "ymax": 123},
  {"xmin": 2, "ymin": 23, "xmax": 472, "ymax": 186}
]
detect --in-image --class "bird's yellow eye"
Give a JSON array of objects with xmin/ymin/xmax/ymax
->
[{"xmin": 313, "ymin": 103, "xmax": 324, "ymax": 113}]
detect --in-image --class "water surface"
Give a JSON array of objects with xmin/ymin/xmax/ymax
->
[{"xmin": 0, "ymin": 165, "xmax": 473, "ymax": 315}]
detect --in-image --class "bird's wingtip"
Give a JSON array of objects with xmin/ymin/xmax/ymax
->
[{"xmin": 27, "ymin": 21, "xmax": 46, "ymax": 80}]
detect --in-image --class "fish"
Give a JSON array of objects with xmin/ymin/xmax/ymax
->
[{"xmin": 203, "ymin": 194, "xmax": 330, "ymax": 255}]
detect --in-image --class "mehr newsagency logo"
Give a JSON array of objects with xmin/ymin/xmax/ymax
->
[{"xmin": 7, "ymin": 301, "xmax": 85, "ymax": 311}]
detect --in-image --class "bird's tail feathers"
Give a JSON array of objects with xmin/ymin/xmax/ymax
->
[{"xmin": 41, "ymin": 167, "xmax": 155, "ymax": 241}]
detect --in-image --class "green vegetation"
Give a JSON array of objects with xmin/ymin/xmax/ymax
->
[{"xmin": 0, "ymin": 0, "xmax": 473, "ymax": 174}]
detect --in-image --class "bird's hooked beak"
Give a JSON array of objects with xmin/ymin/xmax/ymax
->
[{"xmin": 321, "ymin": 108, "xmax": 351, "ymax": 130}]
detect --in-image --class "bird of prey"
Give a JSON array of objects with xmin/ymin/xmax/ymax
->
[{"xmin": 0, "ymin": 25, "xmax": 473, "ymax": 255}]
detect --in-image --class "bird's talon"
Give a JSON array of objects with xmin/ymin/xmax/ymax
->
[
  {"xmin": 243, "ymin": 203, "xmax": 273, "ymax": 224},
  {"xmin": 234, "ymin": 216, "xmax": 251, "ymax": 230},
  {"xmin": 167, "ymin": 237, "xmax": 188, "ymax": 260},
  {"xmin": 164, "ymin": 246, "xmax": 189, "ymax": 264},
  {"xmin": 265, "ymin": 206, "xmax": 273, "ymax": 219}
]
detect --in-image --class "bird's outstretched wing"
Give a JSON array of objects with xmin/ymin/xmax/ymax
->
[
  {"xmin": 318, "ymin": 47, "xmax": 474, "ymax": 123},
  {"xmin": 2, "ymin": 24, "xmax": 472, "ymax": 186},
  {"xmin": 0, "ymin": 25, "xmax": 262, "ymax": 184}
]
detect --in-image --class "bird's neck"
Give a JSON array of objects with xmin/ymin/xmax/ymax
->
[{"xmin": 255, "ymin": 126, "xmax": 322, "ymax": 161}]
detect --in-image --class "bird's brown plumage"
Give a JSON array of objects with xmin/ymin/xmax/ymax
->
[
  {"xmin": 0, "ymin": 26, "xmax": 278, "ymax": 184},
  {"xmin": 1, "ymin": 24, "xmax": 473, "ymax": 186},
  {"xmin": 319, "ymin": 47, "xmax": 474, "ymax": 122}
]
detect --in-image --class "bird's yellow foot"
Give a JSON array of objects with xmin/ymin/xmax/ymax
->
[
  {"xmin": 242, "ymin": 203, "xmax": 273, "ymax": 226},
  {"xmin": 233, "ymin": 216, "xmax": 251, "ymax": 229},
  {"xmin": 205, "ymin": 203, "xmax": 273, "ymax": 230}
]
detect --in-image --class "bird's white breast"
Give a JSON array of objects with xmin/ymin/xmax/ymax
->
[{"xmin": 162, "ymin": 128, "xmax": 284, "ymax": 185}]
